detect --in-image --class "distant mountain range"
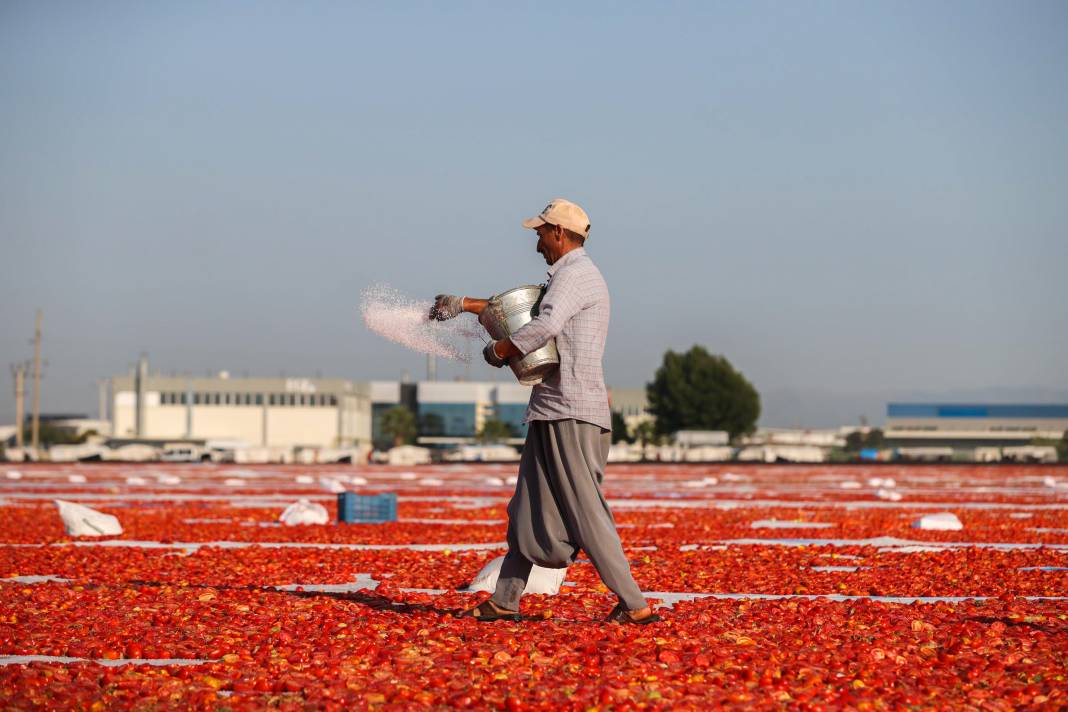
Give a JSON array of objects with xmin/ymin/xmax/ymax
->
[{"xmin": 759, "ymin": 386, "xmax": 1068, "ymax": 429}]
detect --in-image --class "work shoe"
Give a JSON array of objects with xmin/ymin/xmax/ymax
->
[
  {"xmin": 455, "ymin": 599, "xmax": 522, "ymax": 622},
  {"xmin": 605, "ymin": 603, "xmax": 661, "ymax": 625}
]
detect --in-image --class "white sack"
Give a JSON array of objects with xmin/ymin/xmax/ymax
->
[
  {"xmin": 68, "ymin": 474, "xmax": 87, "ymax": 484},
  {"xmin": 295, "ymin": 475, "xmax": 315, "ymax": 484},
  {"xmin": 876, "ymin": 488, "xmax": 903, "ymax": 501},
  {"xmin": 912, "ymin": 512, "xmax": 963, "ymax": 531},
  {"xmin": 319, "ymin": 477, "xmax": 346, "ymax": 494},
  {"xmin": 466, "ymin": 555, "xmax": 566, "ymax": 595},
  {"xmin": 6, "ymin": 470, "xmax": 22, "ymax": 480},
  {"xmin": 55, "ymin": 500, "xmax": 122, "ymax": 537},
  {"xmin": 280, "ymin": 499, "xmax": 329, "ymax": 526}
]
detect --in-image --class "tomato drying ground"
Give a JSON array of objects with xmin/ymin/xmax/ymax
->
[{"xmin": 2, "ymin": 463, "xmax": 1067, "ymax": 710}]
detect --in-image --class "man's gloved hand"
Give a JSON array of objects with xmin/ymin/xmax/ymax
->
[
  {"xmin": 429, "ymin": 294, "xmax": 464, "ymax": 321},
  {"xmin": 483, "ymin": 340, "xmax": 508, "ymax": 368}
]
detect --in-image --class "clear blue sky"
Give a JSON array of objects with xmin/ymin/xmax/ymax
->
[{"xmin": 2, "ymin": 1, "xmax": 1066, "ymax": 427}]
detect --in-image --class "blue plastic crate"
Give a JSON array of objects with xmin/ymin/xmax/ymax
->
[{"xmin": 337, "ymin": 492, "xmax": 397, "ymax": 523}]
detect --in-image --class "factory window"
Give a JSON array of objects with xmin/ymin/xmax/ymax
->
[
  {"xmin": 328, "ymin": 395, "xmax": 338, "ymax": 406},
  {"xmin": 179, "ymin": 393, "xmax": 187, "ymax": 405},
  {"xmin": 255, "ymin": 394, "xmax": 263, "ymax": 406}
]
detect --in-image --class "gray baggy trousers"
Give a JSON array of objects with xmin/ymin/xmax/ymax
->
[{"xmin": 489, "ymin": 419, "xmax": 647, "ymax": 612}]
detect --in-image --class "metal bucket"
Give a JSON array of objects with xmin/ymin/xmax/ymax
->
[{"xmin": 480, "ymin": 285, "xmax": 560, "ymax": 386}]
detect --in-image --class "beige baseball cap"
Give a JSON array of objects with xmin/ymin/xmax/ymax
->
[{"xmin": 522, "ymin": 198, "xmax": 591, "ymax": 238}]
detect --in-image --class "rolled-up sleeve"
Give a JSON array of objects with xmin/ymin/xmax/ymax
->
[{"xmin": 509, "ymin": 272, "xmax": 583, "ymax": 356}]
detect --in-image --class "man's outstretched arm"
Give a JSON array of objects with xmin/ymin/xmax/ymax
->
[
  {"xmin": 430, "ymin": 294, "xmax": 520, "ymax": 365},
  {"xmin": 429, "ymin": 294, "xmax": 489, "ymax": 319}
]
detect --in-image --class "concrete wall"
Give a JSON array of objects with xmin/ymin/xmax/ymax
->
[
  {"xmin": 266, "ymin": 407, "xmax": 338, "ymax": 448},
  {"xmin": 192, "ymin": 407, "xmax": 263, "ymax": 444},
  {"xmin": 145, "ymin": 406, "xmax": 188, "ymax": 440}
]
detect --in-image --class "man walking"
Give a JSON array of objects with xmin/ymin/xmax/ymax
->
[{"xmin": 430, "ymin": 198, "xmax": 658, "ymax": 625}]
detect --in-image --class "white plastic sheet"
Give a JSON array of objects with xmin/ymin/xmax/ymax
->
[
  {"xmin": 54, "ymin": 500, "xmax": 123, "ymax": 537},
  {"xmin": 466, "ymin": 555, "xmax": 566, "ymax": 595},
  {"xmin": 912, "ymin": 512, "xmax": 963, "ymax": 531},
  {"xmin": 279, "ymin": 499, "xmax": 329, "ymax": 526}
]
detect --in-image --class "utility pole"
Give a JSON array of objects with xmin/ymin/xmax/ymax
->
[
  {"xmin": 31, "ymin": 310, "xmax": 42, "ymax": 453},
  {"xmin": 97, "ymin": 379, "xmax": 108, "ymax": 422},
  {"xmin": 11, "ymin": 364, "xmax": 26, "ymax": 448}
]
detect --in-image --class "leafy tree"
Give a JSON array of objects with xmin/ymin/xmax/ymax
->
[
  {"xmin": 419, "ymin": 412, "xmax": 445, "ymax": 437},
  {"xmin": 477, "ymin": 419, "xmax": 514, "ymax": 444},
  {"xmin": 34, "ymin": 423, "xmax": 84, "ymax": 446},
  {"xmin": 646, "ymin": 346, "xmax": 760, "ymax": 440},
  {"xmin": 633, "ymin": 420, "xmax": 662, "ymax": 448},
  {"xmin": 1058, "ymin": 432, "xmax": 1068, "ymax": 463},
  {"xmin": 611, "ymin": 411, "xmax": 632, "ymax": 444},
  {"xmin": 845, "ymin": 428, "xmax": 885, "ymax": 452},
  {"xmin": 380, "ymin": 406, "xmax": 417, "ymax": 447}
]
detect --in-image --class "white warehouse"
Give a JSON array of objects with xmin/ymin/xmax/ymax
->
[{"xmin": 110, "ymin": 359, "xmax": 372, "ymax": 449}]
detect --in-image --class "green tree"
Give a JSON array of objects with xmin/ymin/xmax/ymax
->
[
  {"xmin": 477, "ymin": 419, "xmax": 514, "ymax": 444},
  {"xmin": 844, "ymin": 431, "xmax": 864, "ymax": 452},
  {"xmin": 633, "ymin": 420, "xmax": 662, "ymax": 448},
  {"xmin": 1058, "ymin": 432, "xmax": 1068, "ymax": 463},
  {"xmin": 646, "ymin": 346, "xmax": 760, "ymax": 440},
  {"xmin": 380, "ymin": 406, "xmax": 417, "ymax": 447},
  {"xmin": 845, "ymin": 428, "xmax": 885, "ymax": 452},
  {"xmin": 34, "ymin": 423, "xmax": 84, "ymax": 446},
  {"xmin": 611, "ymin": 411, "xmax": 632, "ymax": 444},
  {"xmin": 419, "ymin": 412, "xmax": 445, "ymax": 437}
]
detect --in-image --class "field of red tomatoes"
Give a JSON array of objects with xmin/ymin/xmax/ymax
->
[{"xmin": 2, "ymin": 462, "xmax": 1066, "ymax": 709}]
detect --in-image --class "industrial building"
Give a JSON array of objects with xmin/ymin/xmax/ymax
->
[
  {"xmin": 370, "ymin": 380, "xmax": 531, "ymax": 447},
  {"xmin": 884, "ymin": 403, "xmax": 1068, "ymax": 456},
  {"xmin": 109, "ymin": 358, "xmax": 372, "ymax": 450},
  {"xmin": 608, "ymin": 387, "xmax": 653, "ymax": 431}
]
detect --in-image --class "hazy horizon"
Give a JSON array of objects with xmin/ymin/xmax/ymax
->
[{"xmin": 3, "ymin": 1, "xmax": 1066, "ymax": 428}]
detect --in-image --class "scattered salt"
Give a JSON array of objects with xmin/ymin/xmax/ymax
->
[{"xmin": 360, "ymin": 284, "xmax": 479, "ymax": 361}]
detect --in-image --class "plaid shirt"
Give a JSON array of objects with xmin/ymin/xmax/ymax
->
[{"xmin": 509, "ymin": 247, "xmax": 612, "ymax": 431}]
